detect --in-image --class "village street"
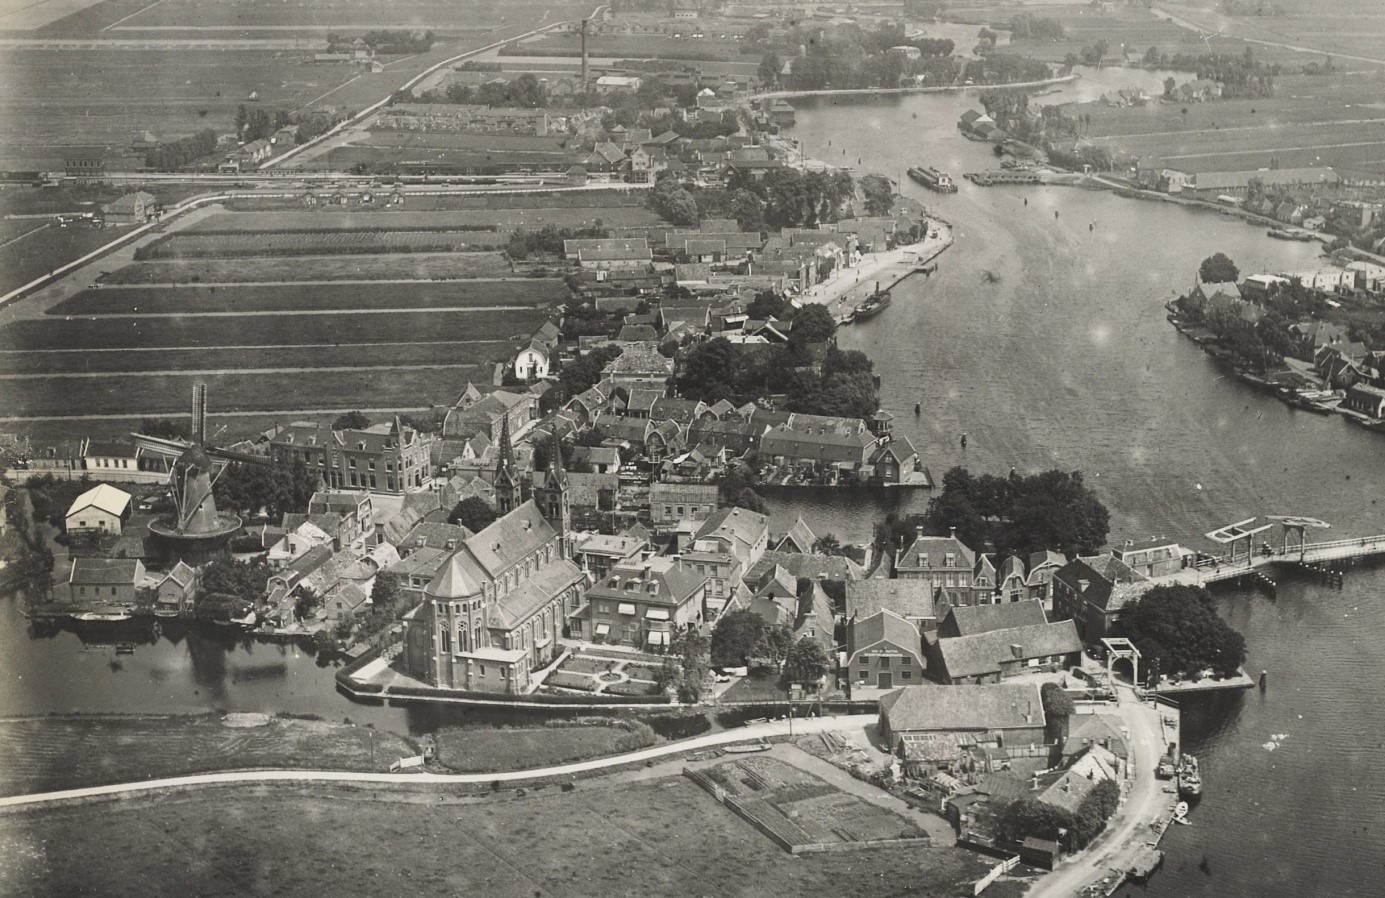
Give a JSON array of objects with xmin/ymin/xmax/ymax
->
[{"xmin": 1025, "ymin": 687, "xmax": 1173, "ymax": 898}]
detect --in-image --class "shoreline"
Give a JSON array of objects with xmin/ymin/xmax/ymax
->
[{"xmin": 752, "ymin": 73, "xmax": 1078, "ymax": 102}]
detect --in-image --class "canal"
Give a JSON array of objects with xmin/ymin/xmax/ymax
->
[
  {"xmin": 0, "ymin": 67, "xmax": 1381, "ymax": 896},
  {"xmin": 774, "ymin": 74, "xmax": 1385, "ymax": 897}
]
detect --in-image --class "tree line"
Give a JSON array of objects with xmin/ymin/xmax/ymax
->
[{"xmin": 144, "ymin": 129, "xmax": 217, "ymax": 172}]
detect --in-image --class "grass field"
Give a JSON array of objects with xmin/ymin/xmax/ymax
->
[
  {"xmin": 434, "ymin": 722, "xmax": 656, "ymax": 773},
  {"xmin": 1078, "ymin": 72, "xmax": 1385, "ymax": 174},
  {"xmin": 1, "ymin": 307, "xmax": 546, "ymax": 351},
  {"xmin": 1158, "ymin": 0, "xmax": 1385, "ymax": 67},
  {"xmin": 47, "ymin": 280, "xmax": 566, "ymax": 316},
  {"xmin": 0, "ymin": 779, "xmax": 1003, "ymax": 898},
  {"xmin": 100, "ymin": 252, "xmax": 518, "ymax": 283},
  {"xmin": 0, "ymin": 366, "xmax": 490, "ymax": 418},
  {"xmin": 0, "ymin": 184, "xmax": 210, "ymax": 218},
  {"xmin": 0, "ymin": 225, "xmax": 115, "ymax": 297},
  {"xmin": 221, "ymin": 188, "xmax": 649, "ymax": 213},
  {"xmin": 0, "ymin": 341, "xmax": 513, "ymax": 376},
  {"xmin": 501, "ymin": 33, "xmax": 749, "ymax": 62},
  {"xmin": 310, "ymin": 144, "xmax": 581, "ymax": 172},
  {"xmin": 143, "ymin": 228, "xmax": 509, "ymax": 258},
  {"xmin": 0, "ymin": 715, "xmax": 416, "ymax": 798},
  {"xmin": 186, "ymin": 206, "xmax": 662, "ymax": 231}
]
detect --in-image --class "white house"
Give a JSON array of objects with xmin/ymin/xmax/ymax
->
[
  {"xmin": 513, "ymin": 339, "xmax": 551, "ymax": 381},
  {"xmin": 65, "ymin": 484, "xmax": 133, "ymax": 536}
]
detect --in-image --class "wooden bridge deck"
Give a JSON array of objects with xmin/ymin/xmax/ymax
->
[{"xmin": 1152, "ymin": 534, "xmax": 1385, "ymax": 588}]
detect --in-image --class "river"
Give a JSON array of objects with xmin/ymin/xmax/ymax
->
[
  {"xmin": 771, "ymin": 71, "xmax": 1385, "ymax": 897},
  {"xmin": 2, "ymin": 66, "xmax": 1382, "ymax": 895}
]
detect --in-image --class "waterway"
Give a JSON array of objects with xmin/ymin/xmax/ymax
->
[
  {"xmin": 1, "ymin": 66, "xmax": 1382, "ymax": 894},
  {"xmin": 769, "ymin": 72, "xmax": 1385, "ymax": 897}
]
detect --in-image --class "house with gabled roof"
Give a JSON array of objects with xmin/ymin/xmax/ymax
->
[
  {"xmin": 575, "ymin": 555, "xmax": 709, "ymax": 647},
  {"xmin": 1052, "ymin": 554, "xmax": 1152, "ymax": 641},
  {"xmin": 773, "ymin": 515, "xmax": 817, "ymax": 554},
  {"xmin": 153, "ymin": 561, "xmax": 198, "ymax": 615},
  {"xmin": 878, "ymin": 683, "xmax": 1047, "ymax": 753},
  {"xmin": 847, "ymin": 609, "xmax": 925, "ymax": 691},
  {"xmin": 894, "ymin": 528, "xmax": 977, "ymax": 599},
  {"xmin": 65, "ymin": 484, "xmax": 133, "ymax": 536}
]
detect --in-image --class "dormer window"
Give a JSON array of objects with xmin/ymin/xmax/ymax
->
[
  {"xmin": 945, "ymin": 553, "xmax": 955, "ymax": 566},
  {"xmin": 918, "ymin": 553, "xmax": 928, "ymax": 566}
]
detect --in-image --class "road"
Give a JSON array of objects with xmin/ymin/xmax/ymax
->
[
  {"xmin": 0, "ymin": 713, "xmax": 875, "ymax": 810},
  {"xmin": 1025, "ymin": 687, "xmax": 1172, "ymax": 898}
]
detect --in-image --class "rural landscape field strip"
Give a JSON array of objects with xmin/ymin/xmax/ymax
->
[
  {"xmin": 0, "ymin": 309, "xmax": 548, "ymax": 350},
  {"xmin": 48, "ymin": 280, "xmax": 565, "ymax": 316},
  {"xmin": 0, "ymin": 367, "xmax": 486, "ymax": 418},
  {"xmin": 100, "ymin": 253, "xmax": 517, "ymax": 283},
  {"xmin": 143, "ymin": 229, "xmax": 508, "ymax": 258},
  {"xmin": 186, "ymin": 206, "xmax": 661, "ymax": 231}
]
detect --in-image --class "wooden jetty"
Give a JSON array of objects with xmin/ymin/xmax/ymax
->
[{"xmin": 1150, "ymin": 518, "xmax": 1385, "ymax": 592}]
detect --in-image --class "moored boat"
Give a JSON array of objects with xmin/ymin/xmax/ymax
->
[
  {"xmin": 908, "ymin": 166, "xmax": 958, "ymax": 193},
  {"xmin": 1267, "ymin": 227, "xmax": 1314, "ymax": 242},
  {"xmin": 72, "ymin": 607, "xmax": 133, "ymax": 623},
  {"xmin": 852, "ymin": 283, "xmax": 892, "ymax": 321},
  {"xmin": 1178, "ymin": 754, "xmax": 1203, "ymax": 798}
]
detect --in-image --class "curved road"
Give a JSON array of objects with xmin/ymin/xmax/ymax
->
[{"xmin": 0, "ymin": 714, "xmax": 875, "ymax": 810}]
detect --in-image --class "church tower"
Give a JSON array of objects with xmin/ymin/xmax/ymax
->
[
  {"xmin": 533, "ymin": 431, "xmax": 570, "ymax": 552},
  {"xmin": 493, "ymin": 415, "xmax": 521, "ymax": 515}
]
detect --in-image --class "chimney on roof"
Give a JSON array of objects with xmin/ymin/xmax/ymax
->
[
  {"xmin": 1011, "ymin": 643, "xmax": 1024, "ymax": 660},
  {"xmin": 949, "ymin": 527, "xmax": 957, "ymax": 540},
  {"xmin": 916, "ymin": 525, "xmax": 924, "ymax": 536}
]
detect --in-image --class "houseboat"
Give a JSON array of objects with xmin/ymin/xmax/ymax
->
[
  {"xmin": 1267, "ymin": 228, "xmax": 1313, "ymax": 242},
  {"xmin": 71, "ymin": 607, "xmax": 133, "ymax": 623},
  {"xmin": 908, "ymin": 166, "xmax": 958, "ymax": 193},
  {"xmin": 1178, "ymin": 754, "xmax": 1203, "ymax": 798}
]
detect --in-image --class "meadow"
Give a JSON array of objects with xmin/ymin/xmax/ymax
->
[
  {"xmin": 501, "ymin": 33, "xmax": 749, "ymax": 62},
  {"xmin": 142, "ymin": 228, "xmax": 508, "ymax": 258},
  {"xmin": 0, "ymin": 715, "xmax": 415, "ymax": 798},
  {"xmin": 1, "ymin": 308, "xmax": 546, "ymax": 351},
  {"xmin": 1157, "ymin": 0, "xmax": 1385, "ymax": 66},
  {"xmin": 0, "ymin": 779, "xmax": 1006, "ymax": 898},
  {"xmin": 48, "ymin": 280, "xmax": 566, "ymax": 316},
  {"xmin": 186, "ymin": 206, "xmax": 662, "ymax": 231},
  {"xmin": 101, "ymin": 253, "xmax": 518, "ymax": 283},
  {"xmin": 0, "ymin": 225, "xmax": 114, "ymax": 297},
  {"xmin": 0, "ymin": 342, "xmax": 512, "ymax": 377}
]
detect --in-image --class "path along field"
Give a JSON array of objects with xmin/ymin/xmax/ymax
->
[
  {"xmin": 0, "ymin": 715, "xmax": 416, "ymax": 799},
  {"xmin": 0, "ymin": 780, "xmax": 1004, "ymax": 898}
]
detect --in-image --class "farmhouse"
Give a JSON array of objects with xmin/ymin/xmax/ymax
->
[
  {"xmin": 101, "ymin": 191, "xmax": 158, "ymax": 226},
  {"xmin": 925, "ymin": 618, "xmax": 1084, "ymax": 684},
  {"xmin": 564, "ymin": 238, "xmax": 653, "ymax": 270},
  {"xmin": 847, "ymin": 609, "xmax": 926, "ymax": 691},
  {"xmin": 65, "ymin": 484, "xmax": 133, "ymax": 536}
]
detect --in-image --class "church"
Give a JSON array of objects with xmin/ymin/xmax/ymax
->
[{"xmin": 400, "ymin": 423, "xmax": 584, "ymax": 694}]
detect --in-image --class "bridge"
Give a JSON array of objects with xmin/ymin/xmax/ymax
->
[{"xmin": 1150, "ymin": 516, "xmax": 1385, "ymax": 590}]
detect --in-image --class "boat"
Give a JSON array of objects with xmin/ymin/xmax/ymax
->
[
  {"xmin": 1284, "ymin": 389, "xmax": 1342, "ymax": 414},
  {"xmin": 853, "ymin": 283, "xmax": 892, "ymax": 321},
  {"xmin": 72, "ymin": 607, "xmax": 133, "ymax": 623},
  {"xmin": 1267, "ymin": 228, "xmax": 1314, "ymax": 242},
  {"xmin": 114, "ymin": 644, "xmax": 137, "ymax": 655},
  {"xmin": 722, "ymin": 740, "xmax": 772, "ymax": 754},
  {"xmin": 1178, "ymin": 754, "xmax": 1203, "ymax": 798},
  {"xmin": 1173, "ymin": 800, "xmax": 1190, "ymax": 819},
  {"xmin": 908, "ymin": 166, "xmax": 958, "ymax": 193}
]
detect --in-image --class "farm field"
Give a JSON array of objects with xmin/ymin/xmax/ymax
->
[
  {"xmin": 186, "ymin": 206, "xmax": 664, "ymax": 232},
  {"xmin": 0, "ymin": 183, "xmax": 210, "ymax": 218},
  {"xmin": 1078, "ymin": 74, "xmax": 1385, "ymax": 174},
  {"xmin": 0, "ymin": 308, "xmax": 547, "ymax": 351},
  {"xmin": 356, "ymin": 130, "xmax": 578, "ymax": 153},
  {"xmin": 500, "ymin": 33, "xmax": 749, "ymax": 62},
  {"xmin": 1157, "ymin": 0, "xmax": 1385, "ymax": 67},
  {"xmin": 48, "ymin": 280, "xmax": 567, "ymax": 316},
  {"xmin": 0, "ymin": 341, "xmax": 513, "ymax": 377},
  {"xmin": 0, "ymin": 224, "xmax": 115, "ymax": 297},
  {"xmin": 0, "ymin": 715, "xmax": 415, "ymax": 798},
  {"xmin": 0, "ymin": 366, "xmax": 489, "ymax": 418},
  {"xmin": 142, "ymin": 228, "xmax": 509, "ymax": 258},
  {"xmin": 221, "ymin": 188, "xmax": 648, "ymax": 213},
  {"xmin": 306, "ymin": 145, "xmax": 581, "ymax": 172},
  {"xmin": 0, "ymin": 219, "xmax": 46, "ymax": 244},
  {"xmin": 0, "ymin": 49, "xmax": 356, "ymax": 167},
  {"xmin": 108, "ymin": 0, "xmax": 559, "ymax": 30},
  {"xmin": 0, "ymin": 779, "xmax": 1004, "ymax": 898},
  {"xmin": 433, "ymin": 723, "xmax": 656, "ymax": 773},
  {"xmin": 0, "ymin": 0, "xmax": 109, "ymax": 31},
  {"xmin": 100, "ymin": 252, "xmax": 518, "ymax": 283}
]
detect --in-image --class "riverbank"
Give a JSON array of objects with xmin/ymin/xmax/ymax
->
[
  {"xmin": 797, "ymin": 221, "xmax": 954, "ymax": 321},
  {"xmin": 752, "ymin": 73, "xmax": 1079, "ymax": 102}
]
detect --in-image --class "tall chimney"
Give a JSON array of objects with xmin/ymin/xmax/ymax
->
[
  {"xmin": 191, "ymin": 381, "xmax": 207, "ymax": 445},
  {"xmin": 580, "ymin": 19, "xmax": 589, "ymax": 96}
]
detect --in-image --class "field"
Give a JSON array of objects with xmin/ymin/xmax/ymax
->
[
  {"xmin": 186, "ymin": 206, "xmax": 663, "ymax": 231},
  {"xmin": 0, "ymin": 778, "xmax": 1002, "ymax": 898},
  {"xmin": 694, "ymin": 757, "xmax": 929, "ymax": 850},
  {"xmin": 0, "ymin": 715, "xmax": 416, "ymax": 798},
  {"xmin": 433, "ymin": 722, "xmax": 656, "ymax": 773},
  {"xmin": 106, "ymin": 0, "xmax": 546, "ymax": 30},
  {"xmin": 48, "ymin": 280, "xmax": 566, "ymax": 315},
  {"xmin": 142, "ymin": 228, "xmax": 509, "ymax": 259},
  {"xmin": 1078, "ymin": 72, "xmax": 1385, "ymax": 175},
  {"xmin": 308, "ymin": 144, "xmax": 582, "ymax": 172},
  {"xmin": 101, "ymin": 252, "xmax": 518, "ymax": 283},
  {"xmin": 0, "ymin": 224, "xmax": 114, "ymax": 297},
  {"xmin": 501, "ymin": 33, "xmax": 749, "ymax": 62},
  {"xmin": 1158, "ymin": 0, "xmax": 1385, "ymax": 68},
  {"xmin": 0, "ymin": 184, "xmax": 210, "ymax": 218}
]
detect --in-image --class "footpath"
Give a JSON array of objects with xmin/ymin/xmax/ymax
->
[{"xmin": 0, "ymin": 713, "xmax": 876, "ymax": 811}]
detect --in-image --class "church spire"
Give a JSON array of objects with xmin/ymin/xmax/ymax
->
[
  {"xmin": 534, "ymin": 429, "xmax": 570, "ymax": 550},
  {"xmin": 493, "ymin": 415, "xmax": 520, "ymax": 515}
]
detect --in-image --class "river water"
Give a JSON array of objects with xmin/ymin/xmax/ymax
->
[
  {"xmin": 774, "ymin": 72, "xmax": 1385, "ymax": 897},
  {"xmin": 1, "ymin": 67, "xmax": 1382, "ymax": 894}
]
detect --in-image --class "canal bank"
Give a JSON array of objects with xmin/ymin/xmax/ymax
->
[{"xmin": 763, "ymin": 77, "xmax": 1385, "ymax": 898}]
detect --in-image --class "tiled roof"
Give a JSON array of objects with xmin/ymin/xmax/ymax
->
[
  {"xmin": 487, "ymin": 558, "xmax": 584, "ymax": 629},
  {"xmin": 846, "ymin": 579, "xmax": 936, "ymax": 621},
  {"xmin": 67, "ymin": 484, "xmax": 132, "ymax": 518},
  {"xmin": 880, "ymin": 683, "xmax": 1046, "ymax": 733},
  {"xmin": 944, "ymin": 601, "xmax": 1047, "ymax": 637},
  {"xmin": 849, "ymin": 609, "xmax": 921, "ymax": 660},
  {"xmin": 69, "ymin": 557, "xmax": 141, "ymax": 585},
  {"xmin": 934, "ymin": 621, "xmax": 1083, "ymax": 679},
  {"xmin": 745, "ymin": 550, "xmax": 863, "ymax": 583}
]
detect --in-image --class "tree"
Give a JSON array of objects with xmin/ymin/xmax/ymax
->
[
  {"xmin": 1199, "ymin": 252, "xmax": 1240, "ymax": 285},
  {"xmin": 331, "ymin": 411, "xmax": 371, "ymax": 431},
  {"xmin": 1163, "ymin": 76, "xmax": 1177, "ymax": 98},
  {"xmin": 1118, "ymin": 585, "xmax": 1246, "ymax": 678},
  {"xmin": 649, "ymin": 178, "xmax": 700, "ymax": 226},
  {"xmin": 997, "ymin": 796, "xmax": 1073, "ymax": 845},
  {"xmin": 789, "ymin": 303, "xmax": 837, "ymax": 351},
  {"xmin": 1041, "ymin": 680, "xmax": 1076, "ymax": 740},
  {"xmin": 711, "ymin": 609, "xmax": 767, "ymax": 668},
  {"xmin": 139, "ymin": 418, "xmax": 190, "ymax": 441},
  {"xmin": 783, "ymin": 637, "xmax": 829, "ymax": 685},
  {"xmin": 213, "ymin": 461, "xmax": 276, "ymax": 518},
  {"xmin": 747, "ymin": 290, "xmax": 789, "ymax": 321},
  {"xmin": 923, "ymin": 467, "xmax": 1109, "ymax": 558},
  {"xmin": 812, "ymin": 533, "xmax": 842, "ymax": 555},
  {"xmin": 758, "ymin": 51, "xmax": 782, "ymax": 86},
  {"xmin": 449, "ymin": 496, "xmax": 497, "ymax": 532},
  {"xmin": 271, "ymin": 453, "xmax": 318, "ymax": 518},
  {"xmin": 860, "ymin": 174, "xmax": 895, "ymax": 216},
  {"xmin": 200, "ymin": 557, "xmax": 272, "ymax": 607},
  {"xmin": 676, "ymin": 337, "xmax": 739, "ymax": 403}
]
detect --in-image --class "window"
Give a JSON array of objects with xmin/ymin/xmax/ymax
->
[
  {"xmin": 902, "ymin": 670, "xmax": 913, "ymax": 680},
  {"xmin": 79, "ymin": 587, "xmax": 86, "ymax": 596},
  {"xmin": 878, "ymin": 656, "xmax": 890, "ymax": 668}
]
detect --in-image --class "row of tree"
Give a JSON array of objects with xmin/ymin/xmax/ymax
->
[
  {"xmin": 144, "ymin": 129, "xmax": 217, "ymax": 172},
  {"xmin": 505, "ymin": 224, "xmax": 608, "ymax": 261}
]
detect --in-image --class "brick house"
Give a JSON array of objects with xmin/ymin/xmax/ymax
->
[{"xmin": 846, "ymin": 609, "xmax": 925, "ymax": 690}]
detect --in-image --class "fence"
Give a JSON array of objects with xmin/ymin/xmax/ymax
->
[{"xmin": 974, "ymin": 855, "xmax": 1020, "ymax": 895}]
